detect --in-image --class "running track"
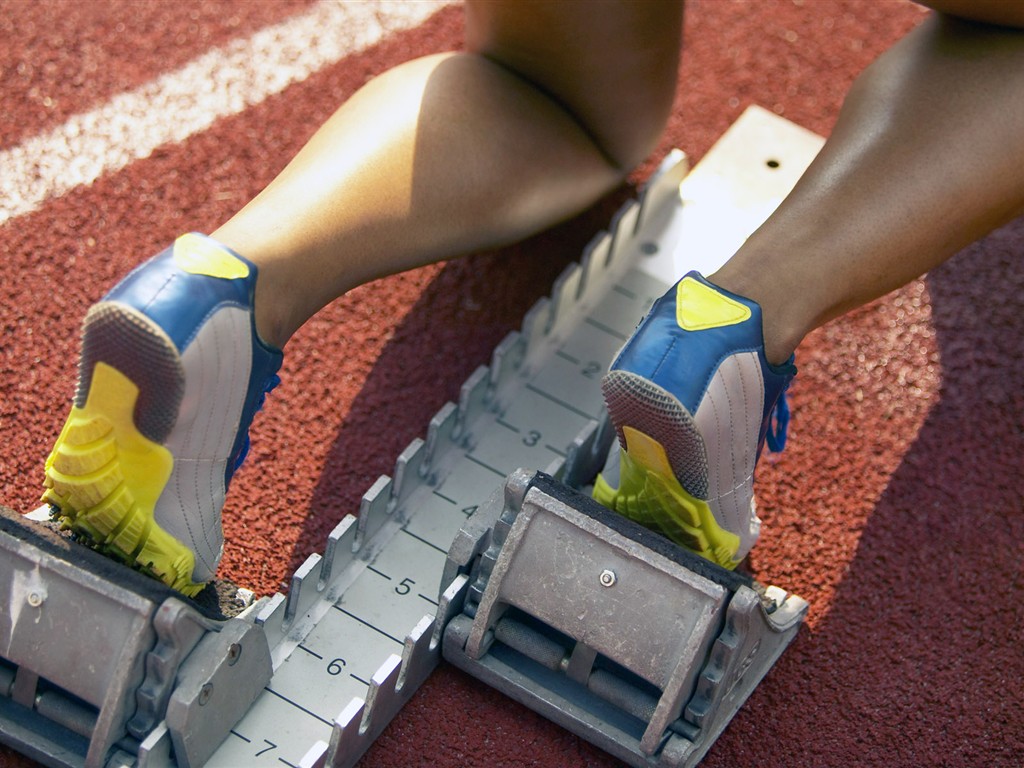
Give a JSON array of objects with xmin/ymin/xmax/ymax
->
[{"xmin": 2, "ymin": 2, "xmax": 1022, "ymax": 767}]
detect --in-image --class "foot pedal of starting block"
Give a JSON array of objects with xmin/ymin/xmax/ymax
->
[
  {"xmin": 442, "ymin": 469, "xmax": 808, "ymax": 768},
  {"xmin": 0, "ymin": 505, "xmax": 272, "ymax": 768}
]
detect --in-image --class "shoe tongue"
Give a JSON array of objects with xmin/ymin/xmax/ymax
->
[
  {"xmin": 765, "ymin": 390, "xmax": 791, "ymax": 453},
  {"xmin": 231, "ymin": 372, "xmax": 282, "ymax": 474}
]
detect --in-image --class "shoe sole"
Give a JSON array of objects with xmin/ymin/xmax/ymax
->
[
  {"xmin": 42, "ymin": 302, "xmax": 204, "ymax": 596},
  {"xmin": 595, "ymin": 370, "xmax": 741, "ymax": 569}
]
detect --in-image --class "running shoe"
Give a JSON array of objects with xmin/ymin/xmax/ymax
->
[
  {"xmin": 593, "ymin": 271, "xmax": 794, "ymax": 569},
  {"xmin": 42, "ymin": 233, "xmax": 283, "ymax": 595}
]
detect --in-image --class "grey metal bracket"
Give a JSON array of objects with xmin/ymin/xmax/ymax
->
[
  {"xmin": 442, "ymin": 469, "xmax": 808, "ymax": 768},
  {"xmin": 0, "ymin": 505, "xmax": 272, "ymax": 768}
]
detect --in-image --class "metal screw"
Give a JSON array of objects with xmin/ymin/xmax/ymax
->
[
  {"xmin": 599, "ymin": 569, "xmax": 617, "ymax": 588},
  {"xmin": 27, "ymin": 592, "xmax": 43, "ymax": 608},
  {"xmin": 198, "ymin": 683, "xmax": 214, "ymax": 706},
  {"xmin": 227, "ymin": 643, "xmax": 242, "ymax": 666}
]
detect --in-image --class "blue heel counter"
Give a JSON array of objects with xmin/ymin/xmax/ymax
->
[
  {"xmin": 611, "ymin": 271, "xmax": 768, "ymax": 414},
  {"xmin": 104, "ymin": 233, "xmax": 260, "ymax": 353}
]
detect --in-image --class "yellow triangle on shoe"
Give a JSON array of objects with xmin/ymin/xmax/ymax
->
[
  {"xmin": 173, "ymin": 233, "xmax": 249, "ymax": 279},
  {"xmin": 675, "ymin": 276, "xmax": 750, "ymax": 331}
]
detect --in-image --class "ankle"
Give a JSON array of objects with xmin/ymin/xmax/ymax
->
[
  {"xmin": 761, "ymin": 323, "xmax": 802, "ymax": 368},
  {"xmin": 252, "ymin": 283, "xmax": 293, "ymax": 350},
  {"xmin": 706, "ymin": 268, "xmax": 803, "ymax": 367},
  {"xmin": 208, "ymin": 229, "xmax": 294, "ymax": 349}
]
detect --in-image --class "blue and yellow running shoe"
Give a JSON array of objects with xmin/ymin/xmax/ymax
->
[
  {"xmin": 42, "ymin": 233, "xmax": 283, "ymax": 596},
  {"xmin": 593, "ymin": 271, "xmax": 795, "ymax": 569}
]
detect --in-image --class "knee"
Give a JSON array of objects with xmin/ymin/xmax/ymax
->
[{"xmin": 465, "ymin": 0, "xmax": 683, "ymax": 174}]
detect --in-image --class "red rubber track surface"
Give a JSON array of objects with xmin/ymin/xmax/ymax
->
[
  {"xmin": 0, "ymin": 0, "xmax": 320, "ymax": 151},
  {"xmin": 1, "ymin": 2, "xmax": 1021, "ymax": 767}
]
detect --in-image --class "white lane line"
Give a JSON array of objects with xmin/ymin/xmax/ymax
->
[{"xmin": 0, "ymin": 0, "xmax": 454, "ymax": 226}]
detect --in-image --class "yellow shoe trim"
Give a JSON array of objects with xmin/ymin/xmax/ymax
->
[
  {"xmin": 676, "ymin": 276, "xmax": 750, "ymax": 332},
  {"xmin": 173, "ymin": 232, "xmax": 249, "ymax": 280},
  {"xmin": 593, "ymin": 428, "xmax": 741, "ymax": 569},
  {"xmin": 620, "ymin": 426, "xmax": 675, "ymax": 476},
  {"xmin": 42, "ymin": 362, "xmax": 204, "ymax": 596}
]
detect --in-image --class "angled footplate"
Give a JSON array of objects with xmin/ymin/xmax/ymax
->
[
  {"xmin": 0, "ymin": 506, "xmax": 272, "ymax": 768},
  {"xmin": 442, "ymin": 470, "xmax": 808, "ymax": 768}
]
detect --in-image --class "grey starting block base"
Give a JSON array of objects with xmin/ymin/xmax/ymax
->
[
  {"xmin": 442, "ymin": 470, "xmax": 807, "ymax": 768},
  {"xmin": 0, "ymin": 506, "xmax": 271, "ymax": 768},
  {"xmin": 0, "ymin": 107, "xmax": 822, "ymax": 768}
]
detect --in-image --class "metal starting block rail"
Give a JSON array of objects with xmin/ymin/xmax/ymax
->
[{"xmin": 0, "ymin": 107, "xmax": 821, "ymax": 768}]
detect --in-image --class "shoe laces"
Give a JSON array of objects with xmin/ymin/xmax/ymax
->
[
  {"xmin": 765, "ymin": 389, "xmax": 790, "ymax": 453},
  {"xmin": 232, "ymin": 373, "xmax": 281, "ymax": 472}
]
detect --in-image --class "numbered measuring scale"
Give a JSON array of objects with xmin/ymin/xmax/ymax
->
[{"xmin": 171, "ymin": 145, "xmax": 685, "ymax": 767}]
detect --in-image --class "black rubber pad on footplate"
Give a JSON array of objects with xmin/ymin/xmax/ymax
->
[{"xmin": 0, "ymin": 505, "xmax": 226, "ymax": 620}]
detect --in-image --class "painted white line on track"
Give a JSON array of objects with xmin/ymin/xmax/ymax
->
[{"xmin": 0, "ymin": 0, "xmax": 454, "ymax": 226}]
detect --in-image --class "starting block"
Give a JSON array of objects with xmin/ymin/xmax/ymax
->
[
  {"xmin": 0, "ymin": 506, "xmax": 271, "ymax": 768},
  {"xmin": 443, "ymin": 469, "xmax": 806, "ymax": 768},
  {"xmin": 0, "ymin": 106, "xmax": 821, "ymax": 768}
]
